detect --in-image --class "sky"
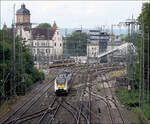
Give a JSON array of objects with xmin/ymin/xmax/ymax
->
[{"xmin": 0, "ymin": 1, "xmax": 148, "ymax": 30}]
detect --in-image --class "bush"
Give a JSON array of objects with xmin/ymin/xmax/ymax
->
[
  {"xmin": 143, "ymin": 103, "xmax": 150, "ymax": 120},
  {"xmin": 24, "ymin": 73, "xmax": 33, "ymax": 89},
  {"xmin": 31, "ymin": 67, "xmax": 44, "ymax": 83},
  {"xmin": 115, "ymin": 89, "xmax": 139, "ymax": 107},
  {"xmin": 116, "ymin": 89, "xmax": 150, "ymax": 120}
]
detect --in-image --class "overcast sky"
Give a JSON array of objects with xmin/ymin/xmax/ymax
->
[{"xmin": 0, "ymin": 1, "xmax": 148, "ymax": 29}]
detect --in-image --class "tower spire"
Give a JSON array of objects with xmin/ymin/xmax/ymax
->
[{"xmin": 53, "ymin": 21, "xmax": 57, "ymax": 29}]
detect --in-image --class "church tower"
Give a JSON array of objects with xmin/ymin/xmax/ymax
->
[
  {"xmin": 53, "ymin": 21, "xmax": 57, "ymax": 30},
  {"xmin": 16, "ymin": 4, "xmax": 31, "ymax": 30}
]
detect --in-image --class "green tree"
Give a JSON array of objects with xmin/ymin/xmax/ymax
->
[
  {"xmin": 0, "ymin": 29, "xmax": 44, "ymax": 100},
  {"xmin": 64, "ymin": 32, "xmax": 89, "ymax": 56},
  {"xmin": 36, "ymin": 23, "xmax": 51, "ymax": 28},
  {"xmin": 138, "ymin": 3, "xmax": 150, "ymax": 89}
]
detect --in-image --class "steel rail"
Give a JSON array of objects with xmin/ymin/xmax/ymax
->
[
  {"xmin": 2, "ymin": 78, "xmax": 55, "ymax": 124},
  {"xmin": 64, "ymin": 100, "xmax": 89, "ymax": 124},
  {"xmin": 49, "ymin": 103, "xmax": 61, "ymax": 124},
  {"xmin": 38, "ymin": 96, "xmax": 58, "ymax": 124},
  {"xmin": 103, "ymin": 74, "xmax": 126, "ymax": 124},
  {"xmin": 85, "ymin": 90, "xmax": 114, "ymax": 124},
  {"xmin": 60, "ymin": 102, "xmax": 78, "ymax": 123},
  {"xmin": 14, "ymin": 108, "xmax": 57, "ymax": 124}
]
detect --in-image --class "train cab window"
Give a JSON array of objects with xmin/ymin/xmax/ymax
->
[{"xmin": 57, "ymin": 73, "xmax": 66, "ymax": 78}]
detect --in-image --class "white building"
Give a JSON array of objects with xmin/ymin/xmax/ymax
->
[
  {"xmin": 87, "ymin": 43, "xmax": 99, "ymax": 58},
  {"xmin": 29, "ymin": 27, "xmax": 63, "ymax": 62},
  {"xmin": 14, "ymin": 4, "xmax": 63, "ymax": 64}
]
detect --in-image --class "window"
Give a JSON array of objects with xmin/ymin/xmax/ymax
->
[
  {"xmin": 33, "ymin": 49, "xmax": 35, "ymax": 53},
  {"xmin": 37, "ymin": 49, "xmax": 39, "ymax": 53}
]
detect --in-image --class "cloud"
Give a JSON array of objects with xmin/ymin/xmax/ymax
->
[{"xmin": 0, "ymin": 1, "xmax": 147, "ymax": 29}]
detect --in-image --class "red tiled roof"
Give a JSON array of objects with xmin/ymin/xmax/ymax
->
[
  {"xmin": 24, "ymin": 26, "xmax": 30, "ymax": 31},
  {"xmin": 32, "ymin": 28, "xmax": 56, "ymax": 40}
]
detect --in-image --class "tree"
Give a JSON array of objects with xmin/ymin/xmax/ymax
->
[
  {"xmin": 138, "ymin": 2, "xmax": 150, "ymax": 88},
  {"xmin": 36, "ymin": 23, "xmax": 51, "ymax": 28},
  {"xmin": 0, "ymin": 29, "xmax": 44, "ymax": 101},
  {"xmin": 64, "ymin": 32, "xmax": 89, "ymax": 56}
]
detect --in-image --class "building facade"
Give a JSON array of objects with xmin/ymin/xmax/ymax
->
[
  {"xmin": 15, "ymin": 4, "xmax": 63, "ymax": 65},
  {"xmin": 88, "ymin": 30, "xmax": 110, "ymax": 53},
  {"xmin": 87, "ymin": 43, "xmax": 99, "ymax": 58}
]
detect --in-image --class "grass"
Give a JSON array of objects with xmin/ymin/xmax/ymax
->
[
  {"xmin": 0, "ymin": 95, "xmax": 28, "ymax": 117},
  {"xmin": 97, "ymin": 83, "xmax": 102, "ymax": 92},
  {"xmin": 43, "ymin": 74, "xmax": 54, "ymax": 83},
  {"xmin": 45, "ymin": 74, "xmax": 53, "ymax": 79},
  {"xmin": 107, "ymin": 69, "xmax": 126, "ymax": 78},
  {"xmin": 115, "ymin": 89, "xmax": 150, "ymax": 123},
  {"xmin": 0, "ymin": 100, "xmax": 11, "ymax": 117}
]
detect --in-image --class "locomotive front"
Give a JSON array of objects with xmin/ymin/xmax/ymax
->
[{"xmin": 54, "ymin": 73, "xmax": 68, "ymax": 94}]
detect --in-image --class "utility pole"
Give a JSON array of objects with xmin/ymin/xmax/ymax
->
[
  {"xmin": 147, "ymin": 28, "xmax": 149, "ymax": 101},
  {"xmin": 142, "ymin": 17, "xmax": 145, "ymax": 111},
  {"xmin": 18, "ymin": 24, "xmax": 24, "ymax": 94},
  {"xmin": 2, "ymin": 28, "xmax": 5, "ymax": 97},
  {"xmin": 12, "ymin": 4, "xmax": 16, "ymax": 96}
]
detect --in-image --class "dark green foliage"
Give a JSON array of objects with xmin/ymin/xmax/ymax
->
[
  {"xmin": 64, "ymin": 32, "xmax": 89, "ymax": 56},
  {"xmin": 116, "ymin": 89, "xmax": 150, "ymax": 120},
  {"xmin": 116, "ymin": 89, "xmax": 139, "ymax": 107},
  {"xmin": 0, "ymin": 29, "xmax": 44, "ymax": 100},
  {"xmin": 36, "ymin": 23, "xmax": 51, "ymax": 28},
  {"xmin": 24, "ymin": 73, "xmax": 33, "ymax": 88},
  {"xmin": 118, "ymin": 4, "xmax": 150, "ymax": 120},
  {"xmin": 124, "ymin": 3, "xmax": 150, "ymax": 92},
  {"xmin": 31, "ymin": 67, "xmax": 44, "ymax": 82},
  {"xmin": 137, "ymin": 3, "xmax": 150, "ymax": 92},
  {"xmin": 124, "ymin": 33, "xmax": 140, "ymax": 47}
]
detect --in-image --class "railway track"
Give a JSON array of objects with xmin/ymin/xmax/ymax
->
[
  {"xmin": 2, "ymin": 79, "xmax": 55, "ymax": 124},
  {"xmin": 0, "ymin": 68, "xmax": 65, "ymax": 124},
  {"xmin": 103, "ymin": 73, "xmax": 125, "ymax": 124},
  {"xmin": 93, "ymin": 68, "xmax": 126, "ymax": 124},
  {"xmin": 0, "ymin": 64, "xmax": 128, "ymax": 124}
]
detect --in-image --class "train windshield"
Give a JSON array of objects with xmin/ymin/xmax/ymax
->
[
  {"xmin": 56, "ymin": 74, "xmax": 66, "ymax": 85},
  {"xmin": 56, "ymin": 79, "xmax": 66, "ymax": 85}
]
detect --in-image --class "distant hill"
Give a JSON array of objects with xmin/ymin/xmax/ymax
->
[{"xmin": 59, "ymin": 28, "xmax": 127, "ymax": 36}]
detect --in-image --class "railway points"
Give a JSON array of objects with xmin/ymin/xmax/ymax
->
[{"xmin": 0, "ymin": 64, "xmax": 138, "ymax": 124}]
